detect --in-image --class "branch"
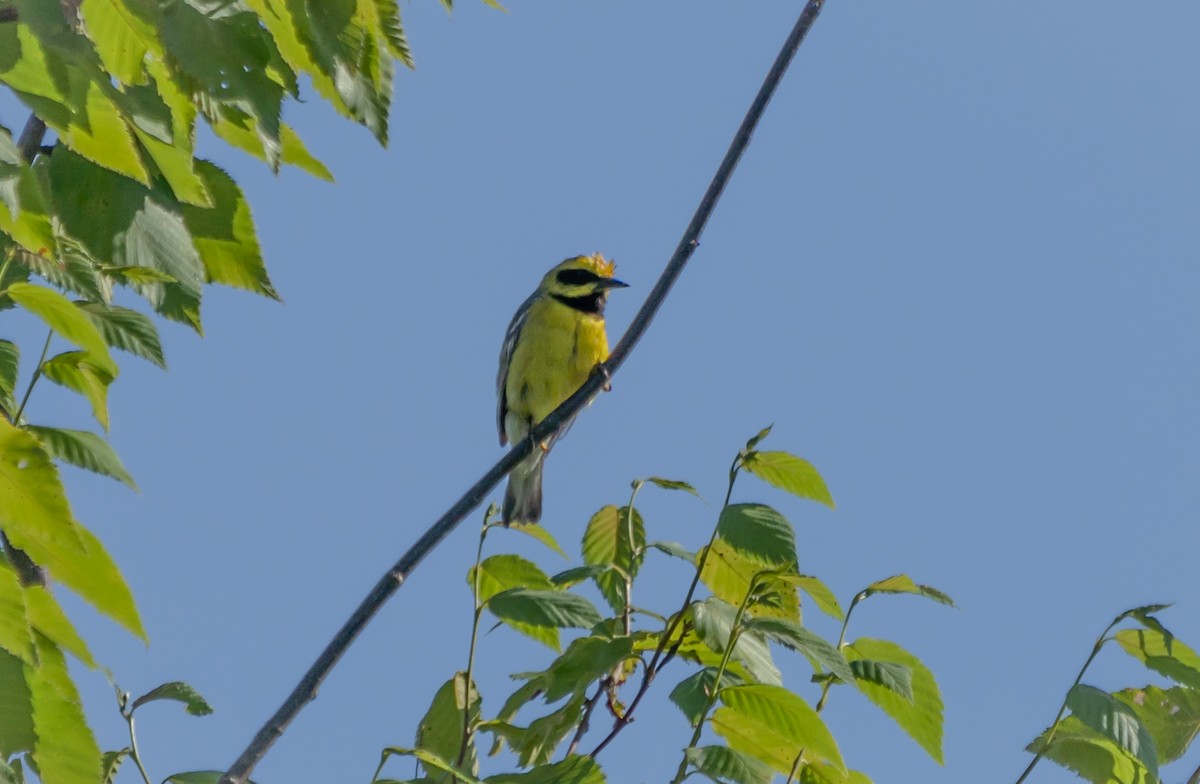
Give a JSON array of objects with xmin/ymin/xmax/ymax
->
[{"xmin": 219, "ymin": 4, "xmax": 826, "ymax": 781}]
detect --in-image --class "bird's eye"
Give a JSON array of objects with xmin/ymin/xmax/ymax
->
[{"xmin": 556, "ymin": 268, "xmax": 601, "ymax": 286}]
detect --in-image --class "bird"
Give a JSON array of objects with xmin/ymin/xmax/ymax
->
[{"xmin": 497, "ymin": 253, "xmax": 628, "ymax": 525}]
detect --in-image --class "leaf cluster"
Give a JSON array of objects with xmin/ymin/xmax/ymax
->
[{"xmin": 376, "ymin": 430, "xmax": 953, "ymax": 784}]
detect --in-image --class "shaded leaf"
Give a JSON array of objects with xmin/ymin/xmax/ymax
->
[
  {"xmin": 669, "ymin": 668, "xmax": 747, "ymax": 727},
  {"xmin": 691, "ymin": 598, "xmax": 781, "ymax": 686},
  {"xmin": 39, "ymin": 352, "xmax": 115, "ymax": 431},
  {"xmin": 649, "ymin": 540, "xmax": 695, "ymax": 563},
  {"xmin": 1114, "ymin": 685, "xmax": 1200, "ymax": 765},
  {"xmin": 25, "ymin": 426, "xmax": 137, "ymax": 489},
  {"xmin": 487, "ymin": 589, "xmax": 602, "ymax": 637},
  {"xmin": 77, "ymin": 303, "xmax": 165, "ymax": 369},
  {"xmin": 849, "ymin": 660, "xmax": 913, "ymax": 702},
  {"xmin": 28, "ymin": 635, "xmax": 101, "ymax": 784},
  {"xmin": 549, "ymin": 565, "xmax": 607, "ymax": 589},
  {"xmin": 743, "ymin": 617, "xmax": 853, "ymax": 682},
  {"xmin": 100, "ymin": 749, "xmax": 129, "ymax": 784},
  {"xmin": 130, "ymin": 682, "xmax": 213, "ymax": 716},
  {"xmin": 741, "ymin": 451, "xmax": 834, "ymax": 508},
  {"xmin": 512, "ymin": 636, "xmax": 632, "ymax": 703},
  {"xmin": 716, "ymin": 504, "xmax": 797, "ymax": 569},
  {"xmin": 182, "ymin": 161, "xmax": 277, "ymax": 299},
  {"xmin": 414, "ymin": 673, "xmax": 480, "ymax": 777},
  {"xmin": 1026, "ymin": 715, "xmax": 1150, "ymax": 784},
  {"xmin": 645, "ymin": 476, "xmax": 701, "ymax": 497},
  {"xmin": 863, "ymin": 575, "xmax": 955, "ymax": 607},
  {"xmin": 581, "ymin": 505, "xmax": 645, "ymax": 613},
  {"xmin": 0, "ymin": 647, "xmax": 35, "ymax": 758},
  {"xmin": 843, "ymin": 638, "xmax": 943, "ymax": 763},
  {"xmin": 1066, "ymin": 684, "xmax": 1158, "ymax": 775},
  {"xmin": 485, "ymin": 753, "xmax": 605, "ymax": 784},
  {"xmin": 685, "ymin": 745, "xmax": 773, "ymax": 784},
  {"xmin": 744, "ymin": 425, "xmax": 772, "ymax": 452}
]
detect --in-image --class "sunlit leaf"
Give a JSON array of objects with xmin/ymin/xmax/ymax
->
[
  {"xmin": 1114, "ymin": 685, "xmax": 1200, "ymax": 765},
  {"xmin": 843, "ymin": 638, "xmax": 942, "ymax": 763},
  {"xmin": 23, "ymin": 584, "xmax": 94, "ymax": 668},
  {"xmin": 685, "ymin": 745, "xmax": 773, "ymax": 784},
  {"xmin": 700, "ymin": 539, "xmax": 799, "ymax": 624},
  {"xmin": 77, "ymin": 303, "xmax": 165, "ymax": 369},
  {"xmin": 27, "ymin": 635, "xmax": 101, "ymax": 784},
  {"xmin": 40, "ymin": 352, "xmax": 115, "ymax": 431},
  {"xmin": 743, "ymin": 617, "xmax": 852, "ymax": 682},
  {"xmin": 863, "ymin": 575, "xmax": 954, "ymax": 607},
  {"xmin": 741, "ymin": 451, "xmax": 834, "ymax": 508},
  {"xmin": 487, "ymin": 589, "xmax": 602, "ymax": 639},
  {"xmin": 581, "ymin": 505, "xmax": 644, "ymax": 613},
  {"xmin": 712, "ymin": 684, "xmax": 845, "ymax": 775},
  {"xmin": 182, "ymin": 161, "xmax": 277, "ymax": 299},
  {"xmin": 506, "ymin": 522, "xmax": 566, "ymax": 558},
  {"xmin": 25, "ymin": 426, "xmax": 137, "ymax": 490},
  {"xmin": 648, "ymin": 540, "xmax": 696, "ymax": 563},
  {"xmin": 469, "ymin": 555, "xmax": 553, "ymax": 604},
  {"xmin": 1114, "ymin": 629, "xmax": 1200, "ymax": 690},
  {"xmin": 1026, "ymin": 715, "xmax": 1150, "ymax": 784},
  {"xmin": 778, "ymin": 574, "xmax": 843, "ymax": 621},
  {"xmin": 0, "ymin": 559, "xmax": 33, "ymax": 663},
  {"xmin": 0, "ymin": 647, "xmax": 35, "ymax": 758},
  {"xmin": 511, "ymin": 636, "xmax": 632, "ymax": 704},
  {"xmin": 1066, "ymin": 684, "xmax": 1158, "ymax": 775},
  {"xmin": 5, "ymin": 284, "xmax": 114, "ymax": 371}
]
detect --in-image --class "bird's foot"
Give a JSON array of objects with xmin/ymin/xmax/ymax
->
[{"xmin": 592, "ymin": 362, "xmax": 613, "ymax": 392}]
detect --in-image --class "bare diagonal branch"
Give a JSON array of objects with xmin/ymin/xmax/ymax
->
[{"xmin": 219, "ymin": 4, "xmax": 826, "ymax": 782}]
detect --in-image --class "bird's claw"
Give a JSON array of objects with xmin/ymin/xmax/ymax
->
[{"xmin": 592, "ymin": 362, "xmax": 613, "ymax": 392}]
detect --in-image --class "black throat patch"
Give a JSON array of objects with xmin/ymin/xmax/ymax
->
[{"xmin": 552, "ymin": 292, "xmax": 606, "ymax": 315}]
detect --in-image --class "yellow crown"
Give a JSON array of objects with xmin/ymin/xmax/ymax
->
[{"xmin": 587, "ymin": 253, "xmax": 617, "ymax": 278}]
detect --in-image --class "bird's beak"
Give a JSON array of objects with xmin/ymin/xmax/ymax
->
[{"xmin": 599, "ymin": 278, "xmax": 629, "ymax": 290}]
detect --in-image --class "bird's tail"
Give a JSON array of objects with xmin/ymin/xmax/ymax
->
[{"xmin": 503, "ymin": 452, "xmax": 544, "ymax": 525}]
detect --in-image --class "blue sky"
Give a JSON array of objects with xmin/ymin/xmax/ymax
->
[{"xmin": 4, "ymin": 2, "xmax": 1199, "ymax": 783}]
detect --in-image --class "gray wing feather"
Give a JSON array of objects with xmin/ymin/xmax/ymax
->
[{"xmin": 497, "ymin": 291, "xmax": 539, "ymax": 445}]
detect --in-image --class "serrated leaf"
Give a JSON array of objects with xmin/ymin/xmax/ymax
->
[
  {"xmin": 691, "ymin": 598, "xmax": 781, "ymax": 686},
  {"xmin": 716, "ymin": 503, "xmax": 797, "ymax": 569},
  {"xmin": 382, "ymin": 748, "xmax": 486, "ymax": 784},
  {"xmin": 470, "ymin": 555, "xmax": 553, "ymax": 604},
  {"xmin": 645, "ymin": 476, "xmax": 701, "ymax": 497},
  {"xmin": 778, "ymin": 575, "xmax": 843, "ymax": 621},
  {"xmin": 24, "ymin": 584, "xmax": 94, "ymax": 668},
  {"xmin": 413, "ymin": 673, "xmax": 480, "ymax": 776},
  {"xmin": 79, "ymin": 0, "xmax": 162, "ymax": 84},
  {"xmin": 25, "ymin": 426, "xmax": 136, "ymax": 489},
  {"xmin": 0, "ymin": 420, "xmax": 144, "ymax": 639},
  {"xmin": 669, "ymin": 668, "xmax": 747, "ymax": 727},
  {"xmin": 648, "ymin": 540, "xmax": 696, "ymax": 563},
  {"xmin": 1026, "ymin": 715, "xmax": 1150, "ymax": 784},
  {"xmin": 130, "ymin": 682, "xmax": 213, "ymax": 716},
  {"xmin": 849, "ymin": 659, "xmax": 913, "ymax": 702},
  {"xmin": 39, "ymin": 352, "xmax": 115, "ymax": 431},
  {"xmin": 685, "ymin": 745, "xmax": 773, "ymax": 784},
  {"xmin": 5, "ymin": 284, "xmax": 114, "ymax": 372},
  {"xmin": 581, "ymin": 505, "xmax": 645, "ymax": 613},
  {"xmin": 506, "ymin": 692, "xmax": 584, "ymax": 767},
  {"xmin": 0, "ymin": 558, "xmax": 33, "ymax": 664},
  {"xmin": 77, "ymin": 303, "xmax": 165, "ymax": 369},
  {"xmin": 1066, "ymin": 684, "xmax": 1158, "ymax": 775},
  {"xmin": 28, "ymin": 635, "xmax": 101, "ymax": 784},
  {"xmin": 1114, "ymin": 685, "xmax": 1200, "ymax": 764},
  {"xmin": 487, "ymin": 589, "xmax": 602, "ymax": 638},
  {"xmin": 0, "ymin": 647, "xmax": 35, "ymax": 758},
  {"xmin": 864, "ymin": 575, "xmax": 955, "ymax": 607},
  {"xmin": 549, "ymin": 565, "xmax": 607, "ymax": 588},
  {"xmin": 100, "ymin": 749, "xmax": 129, "ymax": 784},
  {"xmin": 843, "ymin": 638, "xmax": 942, "ymax": 763},
  {"xmin": 712, "ymin": 684, "xmax": 845, "ymax": 775},
  {"xmin": 1115, "ymin": 629, "xmax": 1200, "ymax": 690},
  {"xmin": 700, "ymin": 539, "xmax": 799, "ymax": 624},
  {"xmin": 741, "ymin": 451, "xmax": 834, "ymax": 508},
  {"xmin": 512, "ymin": 636, "xmax": 632, "ymax": 704},
  {"xmin": 506, "ymin": 522, "xmax": 566, "ymax": 557},
  {"xmin": 743, "ymin": 617, "xmax": 853, "ymax": 682},
  {"xmin": 182, "ymin": 161, "xmax": 277, "ymax": 299},
  {"xmin": 485, "ymin": 754, "xmax": 606, "ymax": 784}
]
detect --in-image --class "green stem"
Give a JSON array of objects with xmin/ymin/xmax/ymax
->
[
  {"xmin": 0, "ymin": 247, "xmax": 15, "ymax": 292},
  {"xmin": 783, "ymin": 749, "xmax": 805, "ymax": 784},
  {"xmin": 456, "ymin": 521, "xmax": 491, "ymax": 769},
  {"xmin": 588, "ymin": 456, "xmax": 742, "ymax": 758},
  {"xmin": 1013, "ymin": 619, "xmax": 1121, "ymax": 784},
  {"xmin": 125, "ymin": 710, "xmax": 154, "ymax": 784},
  {"xmin": 815, "ymin": 590, "xmax": 864, "ymax": 713},
  {"xmin": 621, "ymin": 481, "xmax": 644, "ymax": 636},
  {"xmin": 13, "ymin": 329, "xmax": 52, "ymax": 424},
  {"xmin": 670, "ymin": 572, "xmax": 757, "ymax": 784}
]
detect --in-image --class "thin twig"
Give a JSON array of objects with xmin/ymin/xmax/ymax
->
[
  {"xmin": 219, "ymin": 4, "xmax": 825, "ymax": 782},
  {"xmin": 565, "ymin": 679, "xmax": 607, "ymax": 757}
]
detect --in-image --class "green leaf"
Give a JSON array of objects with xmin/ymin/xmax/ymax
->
[
  {"xmin": 100, "ymin": 749, "xmax": 129, "ymax": 784},
  {"xmin": 741, "ymin": 451, "xmax": 834, "ymax": 509},
  {"xmin": 0, "ymin": 419, "xmax": 145, "ymax": 640},
  {"xmin": 487, "ymin": 589, "xmax": 602, "ymax": 641},
  {"xmin": 1114, "ymin": 628, "xmax": 1200, "ymax": 690},
  {"xmin": 648, "ymin": 540, "xmax": 696, "ymax": 563},
  {"xmin": 24, "ymin": 584, "xmax": 95, "ymax": 668},
  {"xmin": 669, "ymin": 668, "xmax": 747, "ymax": 728},
  {"xmin": 28, "ymin": 635, "xmax": 101, "ymax": 784},
  {"xmin": 470, "ymin": 555, "xmax": 553, "ymax": 604},
  {"xmin": 743, "ymin": 425, "xmax": 772, "ymax": 452},
  {"xmin": 413, "ymin": 673, "xmax": 480, "ymax": 776},
  {"xmin": 77, "ymin": 303, "xmax": 165, "ymax": 369},
  {"xmin": 700, "ymin": 539, "xmax": 799, "ymax": 624},
  {"xmin": 1026, "ymin": 715, "xmax": 1150, "ymax": 784},
  {"xmin": 645, "ymin": 476, "xmax": 702, "ymax": 497},
  {"xmin": 849, "ymin": 659, "xmax": 913, "ymax": 702},
  {"xmin": 1114, "ymin": 685, "xmax": 1200, "ymax": 765},
  {"xmin": 25, "ymin": 426, "xmax": 137, "ymax": 489},
  {"xmin": 373, "ymin": 0, "xmax": 415, "ymax": 67},
  {"xmin": 691, "ymin": 598, "xmax": 781, "ymax": 686},
  {"xmin": 581, "ymin": 505, "xmax": 645, "ymax": 613},
  {"xmin": 130, "ymin": 682, "xmax": 213, "ymax": 716},
  {"xmin": 1066, "ymin": 684, "xmax": 1158, "ymax": 775},
  {"xmin": 685, "ymin": 745, "xmax": 773, "ymax": 784},
  {"xmin": 505, "ymin": 522, "xmax": 567, "ymax": 558},
  {"xmin": 863, "ymin": 575, "xmax": 955, "ymax": 607},
  {"xmin": 779, "ymin": 575, "xmax": 843, "ymax": 621},
  {"xmin": 712, "ymin": 684, "xmax": 845, "ymax": 775},
  {"xmin": 79, "ymin": 0, "xmax": 162, "ymax": 84},
  {"xmin": 38, "ymin": 352, "xmax": 115, "ymax": 431},
  {"xmin": 843, "ymin": 638, "xmax": 943, "ymax": 763},
  {"xmin": 182, "ymin": 161, "xmax": 278, "ymax": 299},
  {"xmin": 549, "ymin": 565, "xmax": 607, "ymax": 589},
  {"xmin": 743, "ymin": 617, "xmax": 853, "ymax": 682},
  {"xmin": 381, "ymin": 747, "xmax": 485, "ymax": 784},
  {"xmin": 5, "ymin": 284, "xmax": 114, "ymax": 372},
  {"xmin": 0, "ymin": 129, "xmax": 55, "ymax": 256},
  {"xmin": 0, "ymin": 558, "xmax": 33, "ymax": 663},
  {"xmin": 512, "ymin": 636, "xmax": 632, "ymax": 704},
  {"xmin": 485, "ymin": 754, "xmax": 606, "ymax": 784},
  {"xmin": 505, "ymin": 692, "xmax": 585, "ymax": 767},
  {"xmin": 0, "ymin": 647, "xmax": 35, "ymax": 758},
  {"xmin": 0, "ymin": 756, "xmax": 26, "ymax": 784},
  {"xmin": 716, "ymin": 503, "xmax": 797, "ymax": 569}
]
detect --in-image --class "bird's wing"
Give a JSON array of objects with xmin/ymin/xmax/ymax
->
[{"xmin": 497, "ymin": 291, "xmax": 539, "ymax": 445}]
